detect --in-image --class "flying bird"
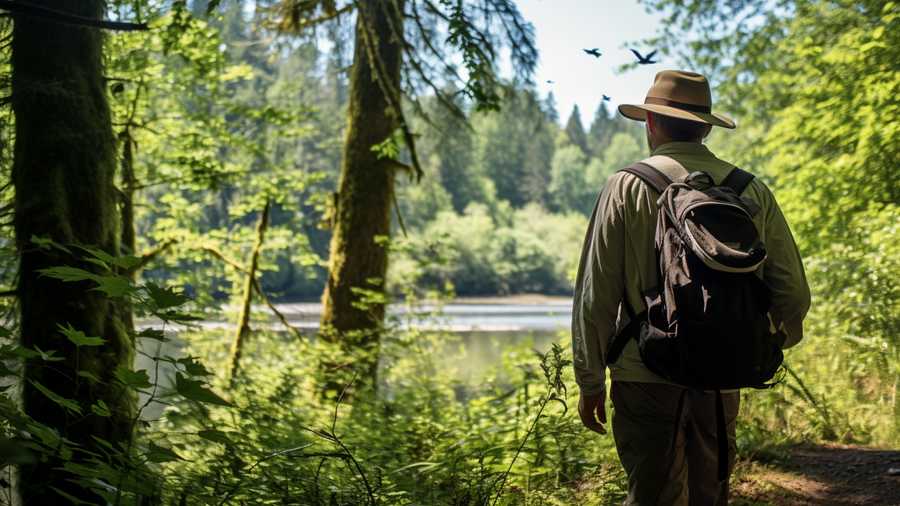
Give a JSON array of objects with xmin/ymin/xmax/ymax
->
[
  {"xmin": 546, "ymin": 80, "xmax": 555, "ymax": 84},
  {"xmin": 602, "ymin": 95, "xmax": 610, "ymax": 101},
  {"xmin": 630, "ymin": 49, "xmax": 659, "ymax": 64},
  {"xmin": 582, "ymin": 48, "xmax": 602, "ymax": 58}
]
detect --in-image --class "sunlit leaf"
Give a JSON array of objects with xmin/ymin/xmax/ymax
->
[{"xmin": 58, "ymin": 323, "xmax": 105, "ymax": 347}]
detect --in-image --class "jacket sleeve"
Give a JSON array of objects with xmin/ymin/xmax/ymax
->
[
  {"xmin": 761, "ymin": 186, "xmax": 811, "ymax": 348},
  {"xmin": 572, "ymin": 173, "xmax": 628, "ymax": 396}
]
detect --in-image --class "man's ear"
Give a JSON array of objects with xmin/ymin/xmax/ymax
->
[{"xmin": 646, "ymin": 112, "xmax": 656, "ymax": 133}]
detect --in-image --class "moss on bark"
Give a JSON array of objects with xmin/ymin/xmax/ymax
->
[
  {"xmin": 320, "ymin": 1, "xmax": 404, "ymax": 384},
  {"xmin": 11, "ymin": 2, "xmax": 135, "ymax": 503}
]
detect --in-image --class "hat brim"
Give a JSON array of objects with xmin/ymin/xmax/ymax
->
[{"xmin": 618, "ymin": 103, "xmax": 736, "ymax": 129}]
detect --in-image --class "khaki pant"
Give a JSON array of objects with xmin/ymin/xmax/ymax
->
[{"xmin": 611, "ymin": 382, "xmax": 740, "ymax": 505}]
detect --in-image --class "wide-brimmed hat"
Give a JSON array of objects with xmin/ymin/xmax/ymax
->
[{"xmin": 618, "ymin": 70, "xmax": 735, "ymax": 129}]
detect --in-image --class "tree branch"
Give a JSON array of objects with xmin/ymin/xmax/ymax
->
[
  {"xmin": 0, "ymin": 0, "xmax": 148, "ymax": 31},
  {"xmin": 201, "ymin": 239, "xmax": 306, "ymax": 341},
  {"xmin": 129, "ymin": 240, "xmax": 177, "ymax": 274},
  {"xmin": 228, "ymin": 199, "xmax": 271, "ymax": 385}
]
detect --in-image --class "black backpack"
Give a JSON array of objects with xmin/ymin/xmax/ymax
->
[{"xmin": 606, "ymin": 157, "xmax": 786, "ymax": 479}]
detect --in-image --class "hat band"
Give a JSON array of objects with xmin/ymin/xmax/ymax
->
[{"xmin": 645, "ymin": 96, "xmax": 711, "ymax": 114}]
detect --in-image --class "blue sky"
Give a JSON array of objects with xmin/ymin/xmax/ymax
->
[{"xmin": 515, "ymin": 0, "xmax": 667, "ymax": 126}]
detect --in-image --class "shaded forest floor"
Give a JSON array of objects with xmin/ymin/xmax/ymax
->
[{"xmin": 733, "ymin": 443, "xmax": 900, "ymax": 505}]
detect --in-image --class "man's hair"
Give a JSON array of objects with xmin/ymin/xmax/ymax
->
[{"xmin": 651, "ymin": 113, "xmax": 711, "ymax": 142}]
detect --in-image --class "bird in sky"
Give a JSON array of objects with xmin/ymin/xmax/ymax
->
[
  {"xmin": 630, "ymin": 49, "xmax": 659, "ymax": 64},
  {"xmin": 582, "ymin": 48, "xmax": 602, "ymax": 58},
  {"xmin": 602, "ymin": 95, "xmax": 611, "ymax": 101},
  {"xmin": 546, "ymin": 80, "xmax": 555, "ymax": 84}
]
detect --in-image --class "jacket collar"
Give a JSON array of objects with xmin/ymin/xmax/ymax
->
[{"xmin": 651, "ymin": 141, "xmax": 712, "ymax": 157}]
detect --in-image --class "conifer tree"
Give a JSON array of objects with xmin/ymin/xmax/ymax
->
[{"xmin": 564, "ymin": 104, "xmax": 589, "ymax": 154}]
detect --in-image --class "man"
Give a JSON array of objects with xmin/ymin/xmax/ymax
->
[{"xmin": 571, "ymin": 70, "xmax": 811, "ymax": 504}]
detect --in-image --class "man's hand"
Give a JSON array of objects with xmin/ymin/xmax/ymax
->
[{"xmin": 578, "ymin": 392, "xmax": 607, "ymax": 434}]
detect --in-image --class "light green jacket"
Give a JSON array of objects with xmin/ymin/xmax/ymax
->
[{"xmin": 572, "ymin": 141, "xmax": 811, "ymax": 396}]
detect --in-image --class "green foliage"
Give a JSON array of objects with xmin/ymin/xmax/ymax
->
[
  {"xmin": 147, "ymin": 322, "xmax": 626, "ymax": 505},
  {"xmin": 0, "ymin": 247, "xmax": 223, "ymax": 505},
  {"xmin": 548, "ymin": 142, "xmax": 595, "ymax": 214},
  {"xmin": 391, "ymin": 204, "xmax": 587, "ymax": 296}
]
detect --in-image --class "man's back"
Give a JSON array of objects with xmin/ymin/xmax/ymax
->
[
  {"xmin": 572, "ymin": 139, "xmax": 810, "ymax": 395},
  {"xmin": 573, "ymin": 69, "xmax": 811, "ymax": 506},
  {"xmin": 599, "ymin": 141, "xmax": 810, "ymax": 386}
]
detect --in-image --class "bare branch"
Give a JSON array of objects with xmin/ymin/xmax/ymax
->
[
  {"xmin": 0, "ymin": 0, "xmax": 148, "ymax": 31},
  {"xmin": 129, "ymin": 240, "xmax": 177, "ymax": 274}
]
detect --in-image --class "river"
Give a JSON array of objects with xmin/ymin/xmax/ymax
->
[{"xmin": 136, "ymin": 297, "xmax": 573, "ymax": 416}]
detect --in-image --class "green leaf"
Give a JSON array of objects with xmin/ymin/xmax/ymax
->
[
  {"xmin": 178, "ymin": 356, "xmax": 212, "ymax": 377},
  {"xmin": 32, "ymin": 346, "xmax": 64, "ymax": 362},
  {"xmin": 58, "ymin": 323, "xmax": 105, "ymax": 347},
  {"xmin": 197, "ymin": 429, "xmax": 232, "ymax": 445},
  {"xmin": 38, "ymin": 266, "xmax": 96, "ymax": 283},
  {"xmin": 136, "ymin": 328, "xmax": 168, "ymax": 342},
  {"xmin": 155, "ymin": 310, "xmax": 202, "ymax": 323},
  {"xmin": 1, "ymin": 344, "xmax": 34, "ymax": 360},
  {"xmin": 175, "ymin": 373, "xmax": 230, "ymax": 406},
  {"xmin": 50, "ymin": 486, "xmax": 95, "ymax": 505},
  {"xmin": 90, "ymin": 400, "xmax": 111, "ymax": 417},
  {"xmin": 90, "ymin": 275, "xmax": 133, "ymax": 298},
  {"xmin": 30, "ymin": 381, "xmax": 82, "ymax": 415},
  {"xmin": 0, "ymin": 438, "xmax": 37, "ymax": 466},
  {"xmin": 30, "ymin": 235, "xmax": 71, "ymax": 253},
  {"xmin": 77, "ymin": 370, "xmax": 100, "ymax": 383},
  {"xmin": 91, "ymin": 435, "xmax": 116, "ymax": 452},
  {"xmin": 114, "ymin": 366, "xmax": 152, "ymax": 389},
  {"xmin": 145, "ymin": 282, "xmax": 190, "ymax": 309},
  {"xmin": 144, "ymin": 442, "xmax": 183, "ymax": 463},
  {"xmin": 390, "ymin": 461, "xmax": 440, "ymax": 474},
  {"xmin": 74, "ymin": 245, "xmax": 141, "ymax": 270}
]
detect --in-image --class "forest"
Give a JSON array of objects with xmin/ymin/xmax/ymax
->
[{"xmin": 0, "ymin": 0, "xmax": 897, "ymax": 504}]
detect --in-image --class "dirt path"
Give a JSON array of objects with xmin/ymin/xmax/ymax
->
[{"xmin": 733, "ymin": 443, "xmax": 900, "ymax": 505}]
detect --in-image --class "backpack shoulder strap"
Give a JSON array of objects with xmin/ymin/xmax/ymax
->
[
  {"xmin": 619, "ymin": 155, "xmax": 690, "ymax": 194},
  {"xmin": 619, "ymin": 163, "xmax": 673, "ymax": 194},
  {"xmin": 721, "ymin": 167, "xmax": 755, "ymax": 195}
]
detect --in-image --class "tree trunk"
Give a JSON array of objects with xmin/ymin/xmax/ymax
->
[
  {"xmin": 11, "ymin": 2, "xmax": 135, "ymax": 503},
  {"xmin": 319, "ymin": 0, "xmax": 404, "ymax": 386}
]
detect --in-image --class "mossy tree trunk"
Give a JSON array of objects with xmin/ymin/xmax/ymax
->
[
  {"xmin": 320, "ymin": 0, "xmax": 404, "ymax": 387},
  {"xmin": 11, "ymin": 2, "xmax": 135, "ymax": 503}
]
